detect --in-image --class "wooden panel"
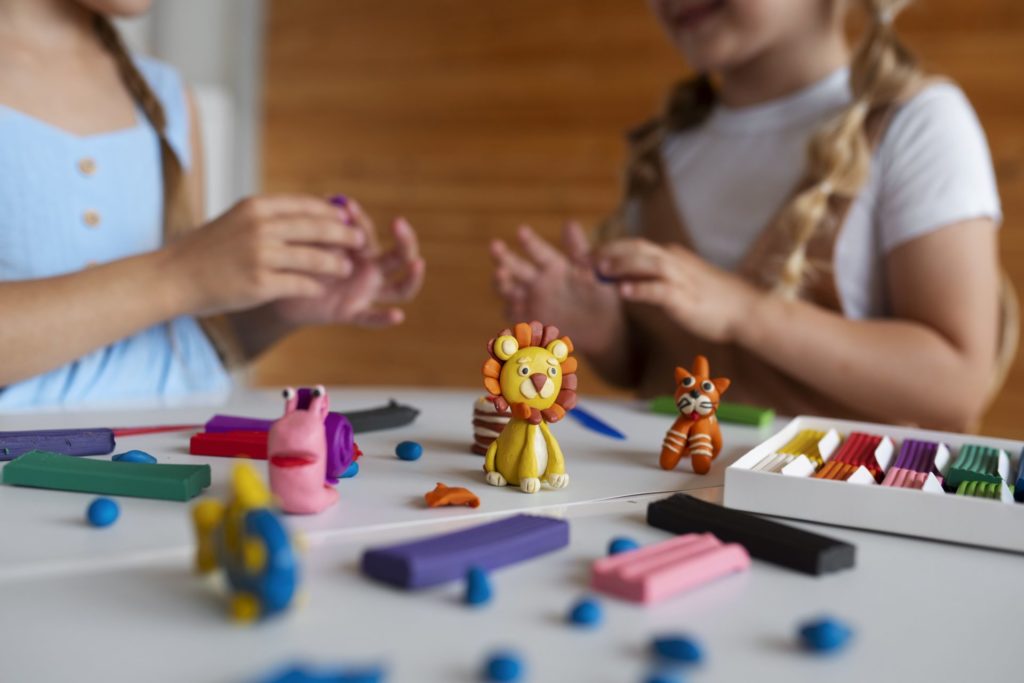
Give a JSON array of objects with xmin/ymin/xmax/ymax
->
[{"xmin": 259, "ymin": 0, "xmax": 1024, "ymax": 437}]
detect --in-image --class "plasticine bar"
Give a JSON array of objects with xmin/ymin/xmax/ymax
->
[
  {"xmin": 955, "ymin": 479, "xmax": 1013, "ymax": 502},
  {"xmin": 1016, "ymin": 447, "xmax": 1024, "ymax": 503},
  {"xmin": 590, "ymin": 532, "xmax": 750, "ymax": 603},
  {"xmin": 190, "ymin": 430, "xmax": 268, "ymax": 459},
  {"xmin": 361, "ymin": 514, "xmax": 569, "ymax": 589},
  {"xmin": 813, "ymin": 432, "xmax": 891, "ymax": 484},
  {"xmin": 945, "ymin": 444, "xmax": 1008, "ymax": 491},
  {"xmin": 206, "ymin": 399, "xmax": 419, "ymax": 435},
  {"xmin": 0, "ymin": 428, "xmax": 115, "ymax": 462},
  {"xmin": 650, "ymin": 397, "xmax": 774, "ymax": 428},
  {"xmin": 881, "ymin": 439, "xmax": 947, "ymax": 490},
  {"xmin": 647, "ymin": 493, "xmax": 855, "ymax": 575},
  {"xmin": 2, "ymin": 450, "xmax": 211, "ymax": 501}
]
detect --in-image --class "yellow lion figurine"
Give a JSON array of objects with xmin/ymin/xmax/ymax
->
[{"xmin": 481, "ymin": 321, "xmax": 578, "ymax": 493}]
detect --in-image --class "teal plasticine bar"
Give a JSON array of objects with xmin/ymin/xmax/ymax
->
[{"xmin": 2, "ymin": 450, "xmax": 211, "ymax": 501}]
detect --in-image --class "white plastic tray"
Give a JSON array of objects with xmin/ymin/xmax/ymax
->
[{"xmin": 723, "ymin": 416, "xmax": 1024, "ymax": 553}]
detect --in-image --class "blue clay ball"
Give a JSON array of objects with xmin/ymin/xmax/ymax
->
[
  {"xmin": 341, "ymin": 461, "xmax": 360, "ymax": 478},
  {"xmin": 484, "ymin": 651, "xmax": 523, "ymax": 682},
  {"xmin": 465, "ymin": 566, "xmax": 493, "ymax": 606},
  {"xmin": 651, "ymin": 635, "xmax": 703, "ymax": 664},
  {"xmin": 568, "ymin": 597, "xmax": 603, "ymax": 628},
  {"xmin": 798, "ymin": 617, "xmax": 852, "ymax": 653},
  {"xmin": 395, "ymin": 441, "xmax": 423, "ymax": 461},
  {"xmin": 608, "ymin": 536, "xmax": 640, "ymax": 555},
  {"xmin": 112, "ymin": 449, "xmax": 156, "ymax": 464},
  {"xmin": 87, "ymin": 498, "xmax": 119, "ymax": 527},
  {"xmin": 645, "ymin": 673, "xmax": 684, "ymax": 683}
]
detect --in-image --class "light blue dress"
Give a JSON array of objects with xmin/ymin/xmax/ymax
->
[{"xmin": 0, "ymin": 56, "xmax": 231, "ymax": 408}]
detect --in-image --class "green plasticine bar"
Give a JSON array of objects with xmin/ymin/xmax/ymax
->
[
  {"xmin": 2, "ymin": 450, "xmax": 211, "ymax": 501},
  {"xmin": 945, "ymin": 444, "xmax": 1004, "ymax": 490},
  {"xmin": 650, "ymin": 396, "xmax": 775, "ymax": 428}
]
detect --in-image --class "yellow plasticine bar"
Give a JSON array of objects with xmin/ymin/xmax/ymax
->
[{"xmin": 779, "ymin": 430, "xmax": 826, "ymax": 467}]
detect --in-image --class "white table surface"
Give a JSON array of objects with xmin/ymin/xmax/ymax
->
[{"xmin": 0, "ymin": 388, "xmax": 1020, "ymax": 683}]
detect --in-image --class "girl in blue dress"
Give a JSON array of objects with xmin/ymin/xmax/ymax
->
[{"xmin": 0, "ymin": 0, "xmax": 424, "ymax": 408}]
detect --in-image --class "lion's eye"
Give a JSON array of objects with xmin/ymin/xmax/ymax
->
[
  {"xmin": 518, "ymin": 366, "xmax": 530, "ymax": 376},
  {"xmin": 701, "ymin": 381, "xmax": 714, "ymax": 392},
  {"xmin": 681, "ymin": 377, "xmax": 695, "ymax": 388},
  {"xmin": 547, "ymin": 366, "xmax": 558, "ymax": 377}
]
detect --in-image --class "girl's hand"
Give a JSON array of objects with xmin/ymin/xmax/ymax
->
[
  {"xmin": 272, "ymin": 200, "xmax": 426, "ymax": 328},
  {"xmin": 166, "ymin": 195, "xmax": 366, "ymax": 316},
  {"xmin": 596, "ymin": 238, "xmax": 762, "ymax": 343},
  {"xmin": 490, "ymin": 222, "xmax": 623, "ymax": 355}
]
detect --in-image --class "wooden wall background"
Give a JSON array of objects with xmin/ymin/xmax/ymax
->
[{"xmin": 258, "ymin": 0, "xmax": 1024, "ymax": 437}]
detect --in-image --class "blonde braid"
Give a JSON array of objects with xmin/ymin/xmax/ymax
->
[
  {"xmin": 774, "ymin": 0, "xmax": 921, "ymax": 297},
  {"xmin": 92, "ymin": 14, "xmax": 194, "ymax": 242}
]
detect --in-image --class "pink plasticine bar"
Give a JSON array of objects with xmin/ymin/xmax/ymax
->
[{"xmin": 590, "ymin": 533, "xmax": 750, "ymax": 603}]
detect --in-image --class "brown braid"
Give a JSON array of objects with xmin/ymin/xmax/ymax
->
[{"xmin": 92, "ymin": 14, "xmax": 194, "ymax": 242}]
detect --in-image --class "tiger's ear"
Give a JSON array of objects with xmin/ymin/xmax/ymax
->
[
  {"xmin": 713, "ymin": 377, "xmax": 731, "ymax": 396},
  {"xmin": 546, "ymin": 338, "xmax": 570, "ymax": 362},
  {"xmin": 674, "ymin": 366, "xmax": 691, "ymax": 384},
  {"xmin": 494, "ymin": 335, "xmax": 519, "ymax": 361}
]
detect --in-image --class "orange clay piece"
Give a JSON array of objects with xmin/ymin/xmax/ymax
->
[{"xmin": 424, "ymin": 482, "xmax": 481, "ymax": 508}]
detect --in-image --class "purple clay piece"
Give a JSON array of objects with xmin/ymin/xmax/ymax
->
[
  {"xmin": 328, "ymin": 194, "xmax": 348, "ymax": 207},
  {"xmin": 204, "ymin": 415, "xmax": 274, "ymax": 433},
  {"xmin": 0, "ymin": 428, "xmax": 115, "ymax": 462},
  {"xmin": 361, "ymin": 514, "xmax": 570, "ymax": 589}
]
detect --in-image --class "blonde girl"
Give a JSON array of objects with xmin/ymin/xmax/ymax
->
[{"xmin": 491, "ymin": 0, "xmax": 1009, "ymax": 431}]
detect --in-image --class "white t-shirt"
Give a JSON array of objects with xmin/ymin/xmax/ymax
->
[{"xmin": 661, "ymin": 68, "xmax": 1001, "ymax": 318}]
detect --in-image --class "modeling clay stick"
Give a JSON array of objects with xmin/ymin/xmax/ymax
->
[
  {"xmin": 205, "ymin": 400, "xmax": 419, "ymax": 436},
  {"xmin": 647, "ymin": 493, "xmax": 855, "ymax": 575},
  {"xmin": 567, "ymin": 406, "xmax": 626, "ymax": 440},
  {"xmin": 590, "ymin": 532, "xmax": 750, "ymax": 603},
  {"xmin": 361, "ymin": 514, "xmax": 569, "ymax": 589},
  {"xmin": 650, "ymin": 396, "xmax": 773, "ymax": 428},
  {"xmin": 1016, "ymin": 446, "xmax": 1024, "ymax": 503},
  {"xmin": 111, "ymin": 424, "xmax": 202, "ymax": 437},
  {"xmin": 190, "ymin": 431, "xmax": 268, "ymax": 459},
  {"xmin": 2, "ymin": 450, "xmax": 211, "ymax": 501},
  {"xmin": 0, "ymin": 428, "xmax": 115, "ymax": 462}
]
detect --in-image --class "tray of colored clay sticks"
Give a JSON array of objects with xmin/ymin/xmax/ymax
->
[{"xmin": 723, "ymin": 416, "xmax": 1024, "ymax": 553}]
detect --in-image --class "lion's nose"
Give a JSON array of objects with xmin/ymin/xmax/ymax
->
[{"xmin": 530, "ymin": 374, "xmax": 547, "ymax": 392}]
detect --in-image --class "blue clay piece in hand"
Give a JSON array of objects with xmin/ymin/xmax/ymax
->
[
  {"xmin": 395, "ymin": 441, "xmax": 423, "ymax": 461},
  {"xmin": 465, "ymin": 566, "xmax": 492, "ymax": 606},
  {"xmin": 651, "ymin": 635, "xmax": 703, "ymax": 664},
  {"xmin": 341, "ymin": 462, "xmax": 359, "ymax": 479},
  {"xmin": 798, "ymin": 617, "xmax": 852, "ymax": 653},
  {"xmin": 645, "ymin": 673, "xmax": 684, "ymax": 683},
  {"xmin": 87, "ymin": 497, "xmax": 119, "ymax": 527},
  {"xmin": 608, "ymin": 536, "xmax": 639, "ymax": 555},
  {"xmin": 484, "ymin": 651, "xmax": 523, "ymax": 682},
  {"xmin": 568, "ymin": 597, "xmax": 603, "ymax": 628},
  {"xmin": 113, "ymin": 450, "xmax": 157, "ymax": 464}
]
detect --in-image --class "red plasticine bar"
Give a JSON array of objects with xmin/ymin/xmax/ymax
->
[
  {"xmin": 813, "ymin": 432, "xmax": 890, "ymax": 483},
  {"xmin": 189, "ymin": 430, "xmax": 268, "ymax": 459}
]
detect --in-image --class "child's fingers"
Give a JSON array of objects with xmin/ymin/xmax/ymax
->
[
  {"xmin": 617, "ymin": 279, "xmax": 681, "ymax": 308},
  {"xmin": 347, "ymin": 198, "xmax": 380, "ymax": 245},
  {"xmin": 267, "ymin": 218, "xmax": 366, "ymax": 250},
  {"xmin": 562, "ymin": 220, "xmax": 591, "ymax": 265},
  {"xmin": 596, "ymin": 239, "xmax": 671, "ymax": 280},
  {"xmin": 254, "ymin": 195, "xmax": 345, "ymax": 221},
  {"xmin": 492, "ymin": 239, "xmax": 540, "ymax": 282},
  {"xmin": 263, "ymin": 273, "xmax": 327, "ymax": 300},
  {"xmin": 376, "ymin": 258, "xmax": 426, "ymax": 304},
  {"xmin": 267, "ymin": 245, "xmax": 353, "ymax": 278},
  {"xmin": 517, "ymin": 225, "xmax": 565, "ymax": 270},
  {"xmin": 352, "ymin": 307, "xmax": 405, "ymax": 328},
  {"xmin": 377, "ymin": 217, "xmax": 422, "ymax": 275}
]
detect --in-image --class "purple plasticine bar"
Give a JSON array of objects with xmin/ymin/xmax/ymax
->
[
  {"xmin": 0, "ymin": 428, "xmax": 115, "ymax": 462},
  {"xmin": 881, "ymin": 439, "xmax": 945, "ymax": 489},
  {"xmin": 205, "ymin": 415, "xmax": 274, "ymax": 433},
  {"xmin": 361, "ymin": 514, "xmax": 569, "ymax": 589}
]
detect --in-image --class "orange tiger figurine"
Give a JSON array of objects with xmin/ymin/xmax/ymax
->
[{"xmin": 660, "ymin": 356, "xmax": 731, "ymax": 475}]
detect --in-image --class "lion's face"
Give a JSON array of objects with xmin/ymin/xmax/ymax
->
[{"xmin": 493, "ymin": 334, "xmax": 570, "ymax": 410}]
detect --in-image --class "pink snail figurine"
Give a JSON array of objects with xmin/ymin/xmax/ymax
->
[{"xmin": 268, "ymin": 385, "xmax": 340, "ymax": 514}]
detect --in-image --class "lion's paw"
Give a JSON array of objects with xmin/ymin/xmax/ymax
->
[
  {"xmin": 519, "ymin": 477, "xmax": 541, "ymax": 494},
  {"xmin": 545, "ymin": 473, "xmax": 569, "ymax": 489},
  {"xmin": 485, "ymin": 471, "xmax": 507, "ymax": 487}
]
